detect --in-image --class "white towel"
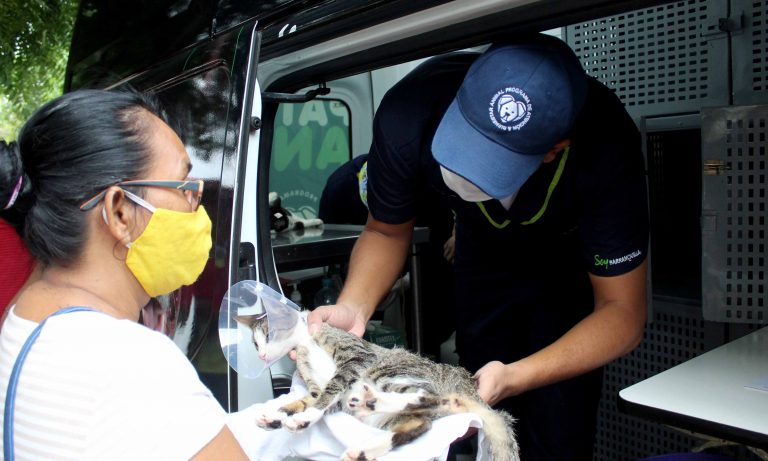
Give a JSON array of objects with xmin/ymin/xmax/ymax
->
[{"xmin": 227, "ymin": 373, "xmax": 491, "ymax": 461}]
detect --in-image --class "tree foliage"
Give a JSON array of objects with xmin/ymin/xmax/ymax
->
[{"xmin": 0, "ymin": 0, "xmax": 79, "ymax": 141}]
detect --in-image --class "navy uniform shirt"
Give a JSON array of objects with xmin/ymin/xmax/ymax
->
[
  {"xmin": 319, "ymin": 154, "xmax": 370, "ymax": 225},
  {"xmin": 366, "ymin": 52, "xmax": 649, "ymax": 349}
]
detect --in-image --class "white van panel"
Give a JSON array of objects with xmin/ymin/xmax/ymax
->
[{"xmin": 256, "ymin": 0, "xmax": 539, "ymax": 90}]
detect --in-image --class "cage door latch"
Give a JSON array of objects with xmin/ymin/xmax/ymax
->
[
  {"xmin": 702, "ymin": 12, "xmax": 745, "ymax": 37},
  {"xmin": 704, "ymin": 159, "xmax": 730, "ymax": 175}
]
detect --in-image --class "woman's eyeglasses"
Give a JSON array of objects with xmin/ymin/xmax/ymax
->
[{"xmin": 80, "ymin": 179, "xmax": 204, "ymax": 211}]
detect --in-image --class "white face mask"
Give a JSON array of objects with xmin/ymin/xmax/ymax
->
[
  {"xmin": 440, "ymin": 166, "xmax": 493, "ymax": 202},
  {"xmin": 499, "ymin": 194, "xmax": 517, "ymax": 210},
  {"xmin": 440, "ymin": 166, "xmax": 516, "ymax": 208}
]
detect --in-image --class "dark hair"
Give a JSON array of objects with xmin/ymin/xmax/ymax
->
[
  {"xmin": 0, "ymin": 89, "xmax": 170, "ymax": 266},
  {"xmin": 0, "ymin": 140, "xmax": 32, "ymax": 232}
]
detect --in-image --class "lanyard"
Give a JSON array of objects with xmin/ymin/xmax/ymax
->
[
  {"xmin": 3, "ymin": 306, "xmax": 97, "ymax": 461},
  {"xmin": 475, "ymin": 146, "xmax": 570, "ymax": 229}
]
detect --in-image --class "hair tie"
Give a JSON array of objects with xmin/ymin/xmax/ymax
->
[{"xmin": 3, "ymin": 176, "xmax": 23, "ymax": 210}]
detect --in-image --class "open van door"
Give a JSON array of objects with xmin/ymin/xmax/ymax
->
[{"xmin": 67, "ymin": 19, "xmax": 264, "ymax": 412}]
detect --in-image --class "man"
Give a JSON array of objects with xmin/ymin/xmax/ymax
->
[
  {"xmin": 318, "ymin": 153, "xmax": 457, "ymax": 359},
  {"xmin": 318, "ymin": 154, "xmax": 370, "ymax": 225},
  {"xmin": 308, "ymin": 33, "xmax": 649, "ymax": 460}
]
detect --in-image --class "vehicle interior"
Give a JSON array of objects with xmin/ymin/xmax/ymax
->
[
  {"xmin": 254, "ymin": 3, "xmax": 767, "ymax": 459},
  {"xmin": 64, "ymin": 0, "xmax": 767, "ymax": 458}
]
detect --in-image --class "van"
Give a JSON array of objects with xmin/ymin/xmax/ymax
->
[{"xmin": 65, "ymin": 0, "xmax": 767, "ymax": 458}]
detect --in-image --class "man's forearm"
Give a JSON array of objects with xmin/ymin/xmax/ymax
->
[
  {"xmin": 510, "ymin": 299, "xmax": 646, "ymax": 394},
  {"xmin": 505, "ymin": 261, "xmax": 648, "ymax": 395},
  {"xmin": 337, "ymin": 219, "xmax": 414, "ymax": 321}
]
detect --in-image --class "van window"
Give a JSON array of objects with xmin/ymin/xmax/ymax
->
[
  {"xmin": 145, "ymin": 65, "xmax": 234, "ymax": 408},
  {"xmin": 269, "ymin": 99, "xmax": 352, "ymax": 219}
]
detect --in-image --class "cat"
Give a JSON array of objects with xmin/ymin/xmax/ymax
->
[{"xmin": 236, "ymin": 311, "xmax": 520, "ymax": 461}]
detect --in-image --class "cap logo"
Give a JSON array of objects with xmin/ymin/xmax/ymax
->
[{"xmin": 489, "ymin": 87, "xmax": 532, "ymax": 132}]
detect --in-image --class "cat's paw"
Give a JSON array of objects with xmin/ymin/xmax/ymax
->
[
  {"xmin": 283, "ymin": 406, "xmax": 323, "ymax": 432},
  {"xmin": 405, "ymin": 388, "xmax": 430, "ymax": 406},
  {"xmin": 256, "ymin": 409, "xmax": 287, "ymax": 430},
  {"xmin": 342, "ymin": 434, "xmax": 392, "ymax": 461},
  {"xmin": 346, "ymin": 381, "xmax": 378, "ymax": 417},
  {"xmin": 347, "ymin": 381, "xmax": 432, "ymax": 417},
  {"xmin": 341, "ymin": 448, "xmax": 375, "ymax": 461},
  {"xmin": 279, "ymin": 399, "xmax": 309, "ymax": 416}
]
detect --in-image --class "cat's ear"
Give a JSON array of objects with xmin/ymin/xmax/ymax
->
[{"xmin": 234, "ymin": 314, "xmax": 264, "ymax": 328}]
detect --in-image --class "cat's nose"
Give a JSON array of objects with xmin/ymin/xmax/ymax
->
[{"xmin": 259, "ymin": 351, "xmax": 267, "ymax": 360}]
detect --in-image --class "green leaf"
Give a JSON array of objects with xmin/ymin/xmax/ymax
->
[{"xmin": 0, "ymin": 0, "xmax": 79, "ymax": 141}]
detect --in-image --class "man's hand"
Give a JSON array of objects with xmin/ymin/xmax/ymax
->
[
  {"xmin": 473, "ymin": 361, "xmax": 514, "ymax": 406},
  {"xmin": 307, "ymin": 302, "xmax": 368, "ymax": 337},
  {"xmin": 288, "ymin": 302, "xmax": 368, "ymax": 361}
]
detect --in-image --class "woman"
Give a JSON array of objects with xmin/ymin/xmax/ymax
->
[{"xmin": 0, "ymin": 90, "xmax": 249, "ymax": 460}]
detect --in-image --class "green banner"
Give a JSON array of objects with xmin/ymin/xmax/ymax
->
[{"xmin": 269, "ymin": 99, "xmax": 351, "ymax": 219}]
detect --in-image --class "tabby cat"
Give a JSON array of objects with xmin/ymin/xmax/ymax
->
[{"xmin": 236, "ymin": 311, "xmax": 520, "ymax": 461}]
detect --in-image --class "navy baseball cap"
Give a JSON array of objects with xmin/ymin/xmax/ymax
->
[{"xmin": 432, "ymin": 34, "xmax": 587, "ymax": 199}]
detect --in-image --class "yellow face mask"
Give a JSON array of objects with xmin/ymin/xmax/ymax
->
[{"xmin": 120, "ymin": 189, "xmax": 212, "ymax": 297}]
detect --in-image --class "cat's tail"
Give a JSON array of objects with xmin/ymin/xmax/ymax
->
[{"xmin": 443, "ymin": 394, "xmax": 520, "ymax": 461}]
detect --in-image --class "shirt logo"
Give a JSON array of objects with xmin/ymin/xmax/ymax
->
[
  {"xmin": 594, "ymin": 250, "xmax": 642, "ymax": 269},
  {"xmin": 357, "ymin": 161, "xmax": 369, "ymax": 207},
  {"xmin": 489, "ymin": 87, "xmax": 532, "ymax": 132}
]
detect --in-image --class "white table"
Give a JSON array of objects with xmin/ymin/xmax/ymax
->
[{"xmin": 619, "ymin": 326, "xmax": 768, "ymax": 449}]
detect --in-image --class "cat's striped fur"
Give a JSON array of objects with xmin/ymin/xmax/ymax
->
[{"xmin": 236, "ymin": 312, "xmax": 520, "ymax": 461}]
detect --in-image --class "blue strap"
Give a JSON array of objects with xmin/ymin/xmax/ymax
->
[{"xmin": 3, "ymin": 306, "xmax": 97, "ymax": 461}]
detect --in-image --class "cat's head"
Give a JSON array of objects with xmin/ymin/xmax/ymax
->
[{"xmin": 234, "ymin": 312, "xmax": 301, "ymax": 363}]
